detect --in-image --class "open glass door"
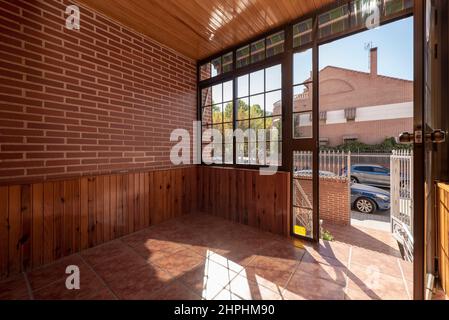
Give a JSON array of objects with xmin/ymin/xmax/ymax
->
[
  {"xmin": 291, "ymin": 45, "xmax": 319, "ymax": 240},
  {"xmin": 409, "ymin": 0, "xmax": 446, "ymax": 300}
]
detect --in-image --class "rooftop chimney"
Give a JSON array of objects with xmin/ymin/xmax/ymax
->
[{"xmin": 370, "ymin": 47, "xmax": 378, "ymax": 76}]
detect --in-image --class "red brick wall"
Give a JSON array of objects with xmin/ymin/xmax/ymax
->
[
  {"xmin": 0, "ymin": 0, "xmax": 197, "ymax": 184},
  {"xmin": 319, "ymin": 178, "xmax": 350, "ymax": 226},
  {"xmin": 294, "ymin": 177, "xmax": 350, "ymax": 227}
]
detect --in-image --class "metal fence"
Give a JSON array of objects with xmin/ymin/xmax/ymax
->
[
  {"xmin": 390, "ymin": 149, "xmax": 414, "ymax": 261},
  {"xmin": 293, "ymin": 150, "xmax": 351, "ymax": 179}
]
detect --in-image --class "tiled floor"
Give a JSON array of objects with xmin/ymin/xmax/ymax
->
[{"xmin": 0, "ymin": 214, "xmax": 413, "ymax": 300}]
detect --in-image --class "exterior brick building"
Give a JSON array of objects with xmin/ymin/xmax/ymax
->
[{"xmin": 290, "ymin": 48, "xmax": 413, "ymax": 146}]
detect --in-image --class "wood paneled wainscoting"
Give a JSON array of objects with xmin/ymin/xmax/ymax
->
[
  {"xmin": 0, "ymin": 166, "xmax": 291, "ymax": 280},
  {"xmin": 197, "ymin": 167, "xmax": 291, "ymax": 237},
  {"xmin": 437, "ymin": 183, "xmax": 449, "ymax": 295},
  {"xmin": 0, "ymin": 167, "xmax": 198, "ymax": 280}
]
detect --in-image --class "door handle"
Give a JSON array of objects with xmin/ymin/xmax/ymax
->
[
  {"xmin": 429, "ymin": 129, "xmax": 446, "ymax": 143},
  {"xmin": 399, "ymin": 130, "xmax": 446, "ymax": 144},
  {"xmin": 398, "ymin": 131, "xmax": 415, "ymax": 144}
]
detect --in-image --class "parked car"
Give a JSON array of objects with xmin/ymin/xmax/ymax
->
[
  {"xmin": 351, "ymin": 183, "xmax": 390, "ymax": 214},
  {"xmin": 342, "ymin": 164, "xmax": 390, "ymax": 188},
  {"xmin": 294, "ymin": 170, "xmax": 390, "ymax": 214}
]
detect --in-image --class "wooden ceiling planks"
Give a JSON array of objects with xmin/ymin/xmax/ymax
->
[{"xmin": 76, "ymin": 0, "xmax": 335, "ymax": 60}]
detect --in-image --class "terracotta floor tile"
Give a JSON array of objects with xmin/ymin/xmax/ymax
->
[
  {"xmin": 350, "ymin": 247, "xmax": 403, "ymax": 278},
  {"xmin": 145, "ymin": 281, "xmax": 200, "ymax": 300},
  {"xmin": 0, "ymin": 274, "xmax": 29, "ymax": 300},
  {"xmin": 248, "ymin": 255, "xmax": 299, "ymax": 273},
  {"xmin": 213, "ymin": 289, "xmax": 244, "ymax": 300},
  {"xmin": 106, "ymin": 265, "xmax": 174, "ymax": 300},
  {"xmin": 239, "ymin": 266, "xmax": 294, "ymax": 293},
  {"xmin": 283, "ymin": 272, "xmax": 346, "ymax": 300},
  {"xmin": 177, "ymin": 264, "xmax": 226, "ymax": 300},
  {"xmin": 301, "ymin": 251, "xmax": 346, "ymax": 268},
  {"xmin": 0, "ymin": 215, "xmax": 414, "ymax": 301},
  {"xmin": 226, "ymin": 274, "xmax": 283, "ymax": 300},
  {"xmin": 82, "ymin": 245, "xmax": 149, "ymax": 285},
  {"xmin": 27, "ymin": 254, "xmax": 86, "ymax": 291},
  {"xmin": 346, "ymin": 263, "xmax": 410, "ymax": 300},
  {"xmin": 296, "ymin": 259, "xmax": 348, "ymax": 286},
  {"xmin": 302, "ymin": 241, "xmax": 350, "ymax": 266},
  {"xmin": 80, "ymin": 240, "xmax": 139, "ymax": 267},
  {"xmin": 152, "ymin": 249, "xmax": 205, "ymax": 278},
  {"xmin": 256, "ymin": 240, "xmax": 306, "ymax": 262},
  {"xmin": 33, "ymin": 267, "xmax": 114, "ymax": 300}
]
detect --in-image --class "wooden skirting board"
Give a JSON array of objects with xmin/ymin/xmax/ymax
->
[{"xmin": 0, "ymin": 166, "xmax": 290, "ymax": 280}]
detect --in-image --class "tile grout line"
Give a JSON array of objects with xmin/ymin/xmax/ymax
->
[
  {"xmin": 119, "ymin": 238, "xmax": 207, "ymax": 299},
  {"xmin": 278, "ymin": 251, "xmax": 304, "ymax": 300},
  {"xmin": 23, "ymin": 272, "xmax": 34, "ymax": 300},
  {"xmin": 77, "ymin": 253, "xmax": 120, "ymax": 300},
  {"xmin": 397, "ymin": 258, "xmax": 411, "ymax": 300}
]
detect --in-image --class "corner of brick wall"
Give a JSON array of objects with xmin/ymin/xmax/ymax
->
[{"xmin": 319, "ymin": 177, "xmax": 350, "ymax": 226}]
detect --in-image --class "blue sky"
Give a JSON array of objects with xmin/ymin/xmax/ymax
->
[{"xmin": 319, "ymin": 17, "xmax": 414, "ymax": 81}]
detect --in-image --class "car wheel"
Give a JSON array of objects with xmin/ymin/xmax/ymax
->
[
  {"xmin": 355, "ymin": 197, "xmax": 376, "ymax": 214},
  {"xmin": 350, "ymin": 176, "xmax": 359, "ymax": 184}
]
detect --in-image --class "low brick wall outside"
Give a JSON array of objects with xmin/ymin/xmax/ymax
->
[{"xmin": 294, "ymin": 176, "xmax": 350, "ymax": 227}]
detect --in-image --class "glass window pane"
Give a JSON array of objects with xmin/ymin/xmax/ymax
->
[
  {"xmin": 224, "ymin": 143, "xmax": 233, "ymax": 164},
  {"xmin": 223, "ymin": 102, "xmax": 233, "ymax": 123},
  {"xmin": 248, "ymin": 141, "xmax": 260, "ymax": 165},
  {"xmin": 249, "ymin": 94, "xmax": 264, "ymax": 119},
  {"xmin": 293, "ymin": 19, "xmax": 313, "ymax": 48},
  {"xmin": 223, "ymin": 122, "xmax": 233, "ymax": 143},
  {"xmin": 249, "ymin": 120, "xmax": 264, "ymax": 151},
  {"xmin": 266, "ymin": 116, "xmax": 282, "ymax": 140},
  {"xmin": 236, "ymin": 120, "xmax": 249, "ymax": 144},
  {"xmin": 202, "ymin": 107, "xmax": 212, "ymax": 126},
  {"xmin": 319, "ymin": 5, "xmax": 349, "ymax": 38},
  {"xmin": 266, "ymin": 90, "xmax": 282, "ymax": 116},
  {"xmin": 236, "ymin": 45, "xmax": 250, "ymax": 68},
  {"xmin": 237, "ymin": 74, "xmax": 249, "ymax": 98},
  {"xmin": 250, "ymin": 70, "xmax": 264, "ymax": 95},
  {"xmin": 250, "ymin": 39, "xmax": 265, "ymax": 63},
  {"xmin": 200, "ymin": 63, "xmax": 211, "ymax": 81},
  {"xmin": 293, "ymin": 84, "xmax": 312, "ymax": 113},
  {"xmin": 265, "ymin": 64, "xmax": 281, "ymax": 91},
  {"xmin": 236, "ymin": 120, "xmax": 249, "ymax": 130},
  {"xmin": 212, "ymin": 123, "xmax": 223, "ymax": 142},
  {"xmin": 267, "ymin": 141, "xmax": 281, "ymax": 166},
  {"xmin": 212, "ymin": 104, "xmax": 223, "ymax": 123},
  {"xmin": 211, "ymin": 57, "xmax": 222, "ymax": 77},
  {"xmin": 223, "ymin": 80, "xmax": 233, "ymax": 102},
  {"xmin": 236, "ymin": 143, "xmax": 248, "ymax": 164},
  {"xmin": 212, "ymin": 143, "xmax": 223, "ymax": 164},
  {"xmin": 249, "ymin": 118, "xmax": 264, "ymax": 133},
  {"xmin": 293, "ymin": 112, "xmax": 313, "ymax": 139},
  {"xmin": 350, "ymin": 0, "xmax": 380, "ymax": 28},
  {"xmin": 201, "ymin": 87, "xmax": 212, "ymax": 106},
  {"xmin": 222, "ymin": 52, "xmax": 233, "ymax": 73},
  {"xmin": 212, "ymin": 84, "xmax": 222, "ymax": 104},
  {"xmin": 237, "ymin": 98, "xmax": 249, "ymax": 120},
  {"xmin": 383, "ymin": 0, "xmax": 413, "ymax": 16},
  {"xmin": 293, "ymin": 49, "xmax": 313, "ymax": 85},
  {"xmin": 266, "ymin": 31, "xmax": 285, "ymax": 57}
]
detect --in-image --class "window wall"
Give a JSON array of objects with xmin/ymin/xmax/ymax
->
[
  {"xmin": 236, "ymin": 65, "xmax": 282, "ymax": 165},
  {"xmin": 198, "ymin": 0, "xmax": 413, "ymax": 170}
]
